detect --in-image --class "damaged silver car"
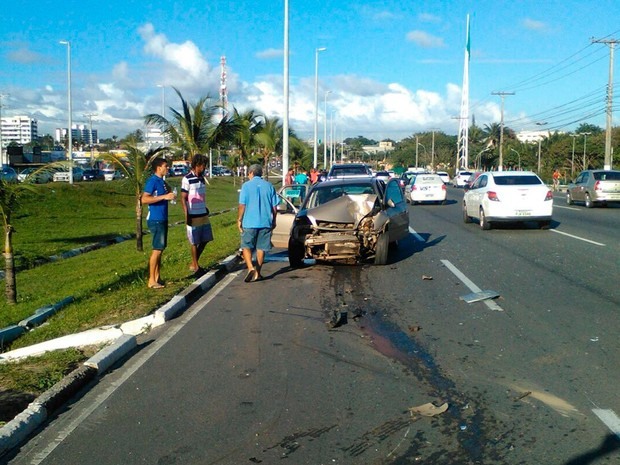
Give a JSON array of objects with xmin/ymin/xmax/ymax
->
[{"xmin": 273, "ymin": 177, "xmax": 409, "ymax": 266}]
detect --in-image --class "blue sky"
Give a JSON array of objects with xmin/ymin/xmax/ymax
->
[{"xmin": 1, "ymin": 0, "xmax": 619, "ymax": 141}]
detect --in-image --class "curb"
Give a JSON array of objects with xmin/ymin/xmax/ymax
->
[{"xmin": 0, "ymin": 253, "xmax": 241, "ymax": 458}]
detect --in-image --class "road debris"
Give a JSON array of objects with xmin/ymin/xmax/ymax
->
[
  {"xmin": 513, "ymin": 391, "xmax": 532, "ymax": 402},
  {"xmin": 460, "ymin": 290, "xmax": 500, "ymax": 303},
  {"xmin": 409, "ymin": 402, "xmax": 448, "ymax": 417},
  {"xmin": 422, "ymin": 275, "xmax": 433, "ymax": 280},
  {"xmin": 408, "ymin": 325, "xmax": 422, "ymax": 332}
]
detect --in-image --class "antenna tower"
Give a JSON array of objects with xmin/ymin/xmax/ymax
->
[{"xmin": 220, "ymin": 56, "xmax": 228, "ymax": 117}]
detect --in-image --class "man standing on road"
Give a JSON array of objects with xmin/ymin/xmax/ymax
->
[
  {"xmin": 181, "ymin": 154, "xmax": 213, "ymax": 274},
  {"xmin": 238, "ymin": 164, "xmax": 279, "ymax": 282},
  {"xmin": 142, "ymin": 158, "xmax": 176, "ymax": 289}
]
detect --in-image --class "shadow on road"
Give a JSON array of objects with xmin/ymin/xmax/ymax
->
[{"xmin": 563, "ymin": 434, "xmax": 620, "ymax": 465}]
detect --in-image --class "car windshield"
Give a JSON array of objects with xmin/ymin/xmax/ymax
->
[
  {"xmin": 306, "ymin": 183, "xmax": 376, "ymax": 208},
  {"xmin": 593, "ymin": 171, "xmax": 620, "ymax": 181},
  {"xmin": 330, "ymin": 166, "xmax": 369, "ymax": 176},
  {"xmin": 493, "ymin": 175, "xmax": 542, "ymax": 185}
]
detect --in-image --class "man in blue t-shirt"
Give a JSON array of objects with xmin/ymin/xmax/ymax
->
[
  {"xmin": 237, "ymin": 164, "xmax": 279, "ymax": 282},
  {"xmin": 142, "ymin": 158, "xmax": 176, "ymax": 289}
]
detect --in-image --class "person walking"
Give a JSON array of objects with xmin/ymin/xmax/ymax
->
[
  {"xmin": 181, "ymin": 154, "xmax": 213, "ymax": 274},
  {"xmin": 238, "ymin": 164, "xmax": 279, "ymax": 282},
  {"xmin": 552, "ymin": 168, "xmax": 561, "ymax": 192},
  {"xmin": 142, "ymin": 158, "xmax": 176, "ymax": 289}
]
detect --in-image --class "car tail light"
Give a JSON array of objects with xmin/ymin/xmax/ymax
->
[
  {"xmin": 412, "ymin": 185, "xmax": 418, "ymax": 191},
  {"xmin": 441, "ymin": 184, "xmax": 447, "ymax": 191},
  {"xmin": 544, "ymin": 190, "xmax": 553, "ymax": 201},
  {"xmin": 486, "ymin": 191, "xmax": 500, "ymax": 201},
  {"xmin": 594, "ymin": 180, "xmax": 602, "ymax": 191}
]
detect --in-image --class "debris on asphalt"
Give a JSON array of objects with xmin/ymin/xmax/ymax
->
[
  {"xmin": 328, "ymin": 311, "xmax": 348, "ymax": 328},
  {"xmin": 513, "ymin": 391, "xmax": 532, "ymax": 402},
  {"xmin": 460, "ymin": 290, "xmax": 500, "ymax": 303},
  {"xmin": 422, "ymin": 275, "xmax": 433, "ymax": 280},
  {"xmin": 409, "ymin": 402, "xmax": 448, "ymax": 417},
  {"xmin": 408, "ymin": 325, "xmax": 422, "ymax": 332}
]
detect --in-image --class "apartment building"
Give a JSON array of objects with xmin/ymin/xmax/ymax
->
[
  {"xmin": 55, "ymin": 125, "xmax": 98, "ymax": 146},
  {"xmin": 0, "ymin": 115, "xmax": 38, "ymax": 146}
]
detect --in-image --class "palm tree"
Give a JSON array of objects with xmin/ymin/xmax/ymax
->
[
  {"xmin": 255, "ymin": 116, "xmax": 283, "ymax": 180},
  {"xmin": 101, "ymin": 142, "xmax": 166, "ymax": 252},
  {"xmin": 145, "ymin": 87, "xmax": 241, "ymax": 160},
  {"xmin": 232, "ymin": 109, "xmax": 263, "ymax": 170},
  {"xmin": 0, "ymin": 179, "xmax": 37, "ymax": 304}
]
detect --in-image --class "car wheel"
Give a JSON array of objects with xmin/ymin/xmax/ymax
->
[
  {"xmin": 539, "ymin": 220, "xmax": 551, "ymax": 230},
  {"xmin": 479, "ymin": 208, "xmax": 491, "ymax": 230},
  {"xmin": 463, "ymin": 204, "xmax": 472, "ymax": 223},
  {"xmin": 566, "ymin": 191, "xmax": 573, "ymax": 205},
  {"xmin": 585, "ymin": 193, "xmax": 594, "ymax": 208},
  {"xmin": 374, "ymin": 231, "xmax": 389, "ymax": 265},
  {"xmin": 288, "ymin": 238, "xmax": 305, "ymax": 268}
]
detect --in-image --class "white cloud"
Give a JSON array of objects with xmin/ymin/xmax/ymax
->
[
  {"xmin": 256, "ymin": 48, "xmax": 283, "ymax": 59},
  {"xmin": 406, "ymin": 30, "xmax": 446, "ymax": 48},
  {"xmin": 522, "ymin": 18, "xmax": 548, "ymax": 31},
  {"xmin": 418, "ymin": 13, "xmax": 441, "ymax": 23}
]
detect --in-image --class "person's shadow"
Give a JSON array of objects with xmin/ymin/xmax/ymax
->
[{"xmin": 563, "ymin": 434, "xmax": 620, "ymax": 464}]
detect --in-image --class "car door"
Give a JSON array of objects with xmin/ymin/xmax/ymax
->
[
  {"xmin": 271, "ymin": 184, "xmax": 308, "ymax": 248},
  {"xmin": 384, "ymin": 179, "xmax": 409, "ymax": 241},
  {"xmin": 572, "ymin": 172, "xmax": 587, "ymax": 202},
  {"xmin": 465, "ymin": 174, "xmax": 486, "ymax": 218}
]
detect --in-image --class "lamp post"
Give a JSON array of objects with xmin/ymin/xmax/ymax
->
[
  {"xmin": 313, "ymin": 47, "xmax": 326, "ymax": 168},
  {"xmin": 570, "ymin": 134, "xmax": 577, "ymax": 177},
  {"xmin": 84, "ymin": 113, "xmax": 96, "ymax": 165},
  {"xmin": 323, "ymin": 90, "xmax": 331, "ymax": 169},
  {"xmin": 580, "ymin": 132, "xmax": 591, "ymax": 170},
  {"xmin": 0, "ymin": 93, "xmax": 7, "ymax": 166},
  {"xmin": 60, "ymin": 40, "xmax": 73, "ymax": 184},
  {"xmin": 282, "ymin": 0, "xmax": 290, "ymax": 184},
  {"xmin": 509, "ymin": 148, "xmax": 520, "ymax": 170}
]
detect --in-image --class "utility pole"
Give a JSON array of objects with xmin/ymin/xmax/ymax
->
[
  {"xmin": 491, "ymin": 91, "xmax": 515, "ymax": 171},
  {"xmin": 581, "ymin": 132, "xmax": 591, "ymax": 170},
  {"xmin": 570, "ymin": 134, "xmax": 577, "ymax": 177},
  {"xmin": 592, "ymin": 37, "xmax": 618, "ymax": 170}
]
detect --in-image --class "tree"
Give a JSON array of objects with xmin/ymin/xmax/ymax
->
[
  {"xmin": 145, "ymin": 87, "xmax": 242, "ymax": 160},
  {"xmin": 232, "ymin": 109, "xmax": 263, "ymax": 169},
  {"xmin": 101, "ymin": 141, "xmax": 166, "ymax": 252},
  {"xmin": 0, "ymin": 179, "xmax": 37, "ymax": 304},
  {"xmin": 255, "ymin": 116, "xmax": 283, "ymax": 180}
]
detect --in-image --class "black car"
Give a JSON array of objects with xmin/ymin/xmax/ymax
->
[{"xmin": 81, "ymin": 169, "xmax": 104, "ymax": 181}]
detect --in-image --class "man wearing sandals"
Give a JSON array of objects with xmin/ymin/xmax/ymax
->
[
  {"xmin": 238, "ymin": 164, "xmax": 278, "ymax": 282},
  {"xmin": 142, "ymin": 158, "xmax": 177, "ymax": 289},
  {"xmin": 181, "ymin": 154, "xmax": 213, "ymax": 274}
]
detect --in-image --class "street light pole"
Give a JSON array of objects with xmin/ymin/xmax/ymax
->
[
  {"xmin": 313, "ymin": 47, "xmax": 326, "ymax": 169},
  {"xmin": 570, "ymin": 134, "xmax": 577, "ymax": 177},
  {"xmin": 84, "ymin": 113, "xmax": 96, "ymax": 165},
  {"xmin": 60, "ymin": 40, "xmax": 73, "ymax": 185},
  {"xmin": 323, "ymin": 90, "xmax": 331, "ymax": 169},
  {"xmin": 581, "ymin": 132, "xmax": 591, "ymax": 170},
  {"xmin": 509, "ymin": 148, "xmax": 520, "ymax": 170},
  {"xmin": 282, "ymin": 0, "xmax": 290, "ymax": 184},
  {"xmin": 0, "ymin": 93, "xmax": 7, "ymax": 166},
  {"xmin": 491, "ymin": 91, "xmax": 515, "ymax": 171}
]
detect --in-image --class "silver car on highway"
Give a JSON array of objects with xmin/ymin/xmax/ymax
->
[{"xmin": 566, "ymin": 169, "xmax": 620, "ymax": 208}]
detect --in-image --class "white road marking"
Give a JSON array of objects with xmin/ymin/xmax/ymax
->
[
  {"xmin": 408, "ymin": 226, "xmax": 425, "ymax": 242},
  {"xmin": 440, "ymin": 259, "xmax": 504, "ymax": 312},
  {"xmin": 28, "ymin": 273, "xmax": 240, "ymax": 464},
  {"xmin": 553, "ymin": 205, "xmax": 580, "ymax": 211},
  {"xmin": 551, "ymin": 229, "xmax": 606, "ymax": 247},
  {"xmin": 592, "ymin": 409, "xmax": 620, "ymax": 438}
]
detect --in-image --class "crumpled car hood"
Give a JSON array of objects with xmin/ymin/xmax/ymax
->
[{"xmin": 306, "ymin": 194, "xmax": 378, "ymax": 228}]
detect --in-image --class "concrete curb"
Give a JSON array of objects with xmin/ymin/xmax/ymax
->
[{"xmin": 0, "ymin": 253, "xmax": 242, "ymax": 458}]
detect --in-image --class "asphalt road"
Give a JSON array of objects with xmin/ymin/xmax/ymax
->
[{"xmin": 4, "ymin": 187, "xmax": 620, "ymax": 465}]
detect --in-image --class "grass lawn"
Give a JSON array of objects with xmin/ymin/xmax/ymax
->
[{"xmin": 0, "ymin": 175, "xmax": 257, "ymax": 421}]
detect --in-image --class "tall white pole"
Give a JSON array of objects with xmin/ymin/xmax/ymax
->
[
  {"xmin": 0, "ymin": 93, "xmax": 6, "ymax": 166},
  {"xmin": 313, "ymin": 47, "xmax": 326, "ymax": 168},
  {"xmin": 323, "ymin": 90, "xmax": 331, "ymax": 169},
  {"xmin": 281, "ymin": 0, "xmax": 290, "ymax": 184},
  {"xmin": 60, "ymin": 40, "xmax": 73, "ymax": 184}
]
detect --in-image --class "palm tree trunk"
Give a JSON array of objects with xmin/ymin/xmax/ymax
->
[
  {"xmin": 136, "ymin": 196, "xmax": 144, "ymax": 252},
  {"xmin": 4, "ymin": 226, "xmax": 16, "ymax": 304}
]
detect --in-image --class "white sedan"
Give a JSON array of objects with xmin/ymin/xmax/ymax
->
[
  {"xmin": 408, "ymin": 174, "xmax": 447, "ymax": 204},
  {"xmin": 463, "ymin": 171, "xmax": 553, "ymax": 230}
]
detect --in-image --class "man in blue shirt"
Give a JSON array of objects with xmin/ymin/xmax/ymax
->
[
  {"xmin": 238, "ymin": 164, "xmax": 278, "ymax": 282},
  {"xmin": 142, "ymin": 158, "xmax": 176, "ymax": 289}
]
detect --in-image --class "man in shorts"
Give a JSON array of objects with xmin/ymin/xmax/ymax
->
[
  {"xmin": 181, "ymin": 154, "xmax": 213, "ymax": 273},
  {"xmin": 142, "ymin": 158, "xmax": 176, "ymax": 288},
  {"xmin": 238, "ymin": 164, "xmax": 279, "ymax": 282}
]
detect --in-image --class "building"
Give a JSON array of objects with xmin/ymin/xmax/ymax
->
[
  {"xmin": 145, "ymin": 126, "xmax": 167, "ymax": 148},
  {"xmin": 516, "ymin": 130, "xmax": 551, "ymax": 144},
  {"xmin": 1, "ymin": 115, "xmax": 38, "ymax": 146},
  {"xmin": 55, "ymin": 125, "xmax": 98, "ymax": 147}
]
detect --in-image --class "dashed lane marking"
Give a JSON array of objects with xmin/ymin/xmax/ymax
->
[
  {"xmin": 592, "ymin": 409, "xmax": 620, "ymax": 438},
  {"xmin": 408, "ymin": 226, "xmax": 425, "ymax": 242},
  {"xmin": 551, "ymin": 229, "xmax": 606, "ymax": 247}
]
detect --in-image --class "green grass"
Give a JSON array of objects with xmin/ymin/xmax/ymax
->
[{"xmin": 0, "ymin": 176, "xmax": 244, "ymax": 399}]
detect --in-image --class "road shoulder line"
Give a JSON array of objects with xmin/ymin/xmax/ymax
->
[{"xmin": 440, "ymin": 259, "xmax": 504, "ymax": 312}]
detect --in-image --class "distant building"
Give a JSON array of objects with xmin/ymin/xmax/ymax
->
[
  {"xmin": 363, "ymin": 140, "xmax": 395, "ymax": 155},
  {"xmin": 55, "ymin": 125, "xmax": 98, "ymax": 146},
  {"xmin": 145, "ymin": 126, "xmax": 168, "ymax": 148},
  {"xmin": 516, "ymin": 130, "xmax": 551, "ymax": 144},
  {"xmin": 1, "ymin": 115, "xmax": 38, "ymax": 145}
]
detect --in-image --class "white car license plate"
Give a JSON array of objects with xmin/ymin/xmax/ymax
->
[{"xmin": 515, "ymin": 210, "xmax": 531, "ymax": 216}]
